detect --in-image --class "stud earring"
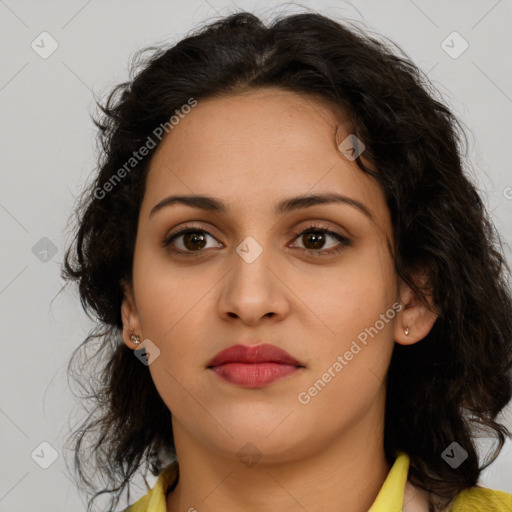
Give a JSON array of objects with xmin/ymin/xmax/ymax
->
[
  {"xmin": 404, "ymin": 327, "xmax": 410, "ymax": 336},
  {"xmin": 130, "ymin": 329, "xmax": 141, "ymax": 345}
]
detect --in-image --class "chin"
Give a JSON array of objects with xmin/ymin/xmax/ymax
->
[{"xmin": 210, "ymin": 434, "xmax": 310, "ymax": 466}]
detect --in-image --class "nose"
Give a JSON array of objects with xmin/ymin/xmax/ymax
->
[{"xmin": 217, "ymin": 244, "xmax": 290, "ymax": 326}]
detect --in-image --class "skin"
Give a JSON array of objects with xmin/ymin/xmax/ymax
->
[{"xmin": 121, "ymin": 87, "xmax": 437, "ymax": 512}]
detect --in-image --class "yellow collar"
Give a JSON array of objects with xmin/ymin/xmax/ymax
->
[
  {"xmin": 368, "ymin": 451, "xmax": 410, "ymax": 511},
  {"xmin": 127, "ymin": 451, "xmax": 410, "ymax": 512}
]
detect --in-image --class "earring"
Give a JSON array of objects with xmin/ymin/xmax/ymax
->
[
  {"xmin": 130, "ymin": 329, "xmax": 141, "ymax": 345},
  {"xmin": 404, "ymin": 327, "xmax": 410, "ymax": 336}
]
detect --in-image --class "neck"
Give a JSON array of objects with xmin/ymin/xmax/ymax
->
[{"xmin": 166, "ymin": 398, "xmax": 391, "ymax": 512}]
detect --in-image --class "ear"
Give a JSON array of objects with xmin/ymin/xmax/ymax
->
[
  {"xmin": 394, "ymin": 274, "xmax": 438, "ymax": 346},
  {"xmin": 120, "ymin": 279, "xmax": 143, "ymax": 349}
]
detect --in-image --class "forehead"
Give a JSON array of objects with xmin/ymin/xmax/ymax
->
[
  {"xmin": 152, "ymin": 87, "xmax": 346, "ymax": 165},
  {"xmin": 142, "ymin": 87, "xmax": 388, "ymax": 227}
]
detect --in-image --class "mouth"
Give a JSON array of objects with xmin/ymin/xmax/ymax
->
[{"xmin": 206, "ymin": 343, "xmax": 305, "ymax": 389}]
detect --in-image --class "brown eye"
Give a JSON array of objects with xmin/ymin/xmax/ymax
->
[
  {"xmin": 180, "ymin": 231, "xmax": 207, "ymax": 251},
  {"xmin": 300, "ymin": 231, "xmax": 328, "ymax": 250},
  {"xmin": 290, "ymin": 224, "xmax": 352, "ymax": 256},
  {"xmin": 163, "ymin": 227, "xmax": 222, "ymax": 254},
  {"xmin": 162, "ymin": 223, "xmax": 351, "ymax": 258}
]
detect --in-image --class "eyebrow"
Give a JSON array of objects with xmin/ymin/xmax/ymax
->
[{"xmin": 149, "ymin": 192, "xmax": 374, "ymax": 221}]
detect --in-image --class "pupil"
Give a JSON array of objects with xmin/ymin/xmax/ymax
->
[
  {"xmin": 181, "ymin": 231, "xmax": 326, "ymax": 252},
  {"xmin": 184, "ymin": 232, "xmax": 206, "ymax": 250},
  {"xmin": 304, "ymin": 232, "xmax": 324, "ymax": 250}
]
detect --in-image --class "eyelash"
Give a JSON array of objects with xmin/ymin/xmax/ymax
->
[{"xmin": 162, "ymin": 222, "xmax": 351, "ymax": 258}]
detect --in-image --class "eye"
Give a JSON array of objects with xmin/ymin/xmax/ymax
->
[
  {"xmin": 290, "ymin": 223, "xmax": 351, "ymax": 256},
  {"xmin": 163, "ymin": 224, "xmax": 222, "ymax": 255},
  {"xmin": 162, "ymin": 222, "xmax": 351, "ymax": 257}
]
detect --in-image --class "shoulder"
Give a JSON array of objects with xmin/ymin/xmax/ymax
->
[
  {"xmin": 120, "ymin": 461, "xmax": 179, "ymax": 512},
  {"xmin": 120, "ymin": 493, "xmax": 152, "ymax": 512},
  {"xmin": 403, "ymin": 480, "xmax": 512, "ymax": 512},
  {"xmin": 450, "ymin": 487, "xmax": 512, "ymax": 511}
]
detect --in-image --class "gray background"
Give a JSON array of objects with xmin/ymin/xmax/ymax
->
[{"xmin": 1, "ymin": 0, "xmax": 511, "ymax": 510}]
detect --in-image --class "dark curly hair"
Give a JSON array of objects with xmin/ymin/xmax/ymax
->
[{"xmin": 61, "ymin": 8, "xmax": 512, "ymax": 512}]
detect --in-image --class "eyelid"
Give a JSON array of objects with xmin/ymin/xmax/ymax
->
[
  {"xmin": 163, "ymin": 221, "xmax": 222, "ymax": 244},
  {"xmin": 164, "ymin": 219, "xmax": 348, "ymax": 240},
  {"xmin": 162, "ymin": 220, "xmax": 351, "ymax": 256}
]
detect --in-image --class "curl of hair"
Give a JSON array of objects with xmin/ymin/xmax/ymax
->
[{"xmin": 62, "ymin": 9, "xmax": 512, "ymax": 512}]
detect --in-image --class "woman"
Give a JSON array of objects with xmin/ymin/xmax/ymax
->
[{"xmin": 62, "ymin": 10, "xmax": 512, "ymax": 512}]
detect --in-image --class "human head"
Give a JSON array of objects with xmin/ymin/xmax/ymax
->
[{"xmin": 62, "ymin": 10, "xmax": 512, "ymax": 512}]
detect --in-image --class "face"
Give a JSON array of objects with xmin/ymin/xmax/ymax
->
[{"xmin": 121, "ymin": 87, "xmax": 434, "ymax": 464}]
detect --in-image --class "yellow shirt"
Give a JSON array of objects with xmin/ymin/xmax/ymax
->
[{"xmin": 123, "ymin": 452, "xmax": 512, "ymax": 511}]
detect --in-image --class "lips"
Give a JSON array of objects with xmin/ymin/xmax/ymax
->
[
  {"xmin": 206, "ymin": 343, "xmax": 304, "ymax": 367},
  {"xmin": 206, "ymin": 343, "xmax": 305, "ymax": 388}
]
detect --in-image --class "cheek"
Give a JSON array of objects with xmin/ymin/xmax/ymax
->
[
  {"xmin": 301, "ymin": 241, "xmax": 397, "ymax": 405},
  {"xmin": 131, "ymin": 243, "xmax": 217, "ymax": 398},
  {"xmin": 299, "ymin": 239, "xmax": 397, "ymax": 345},
  {"xmin": 299, "ymin": 279, "xmax": 396, "ymax": 432},
  {"xmin": 132, "ymin": 240, "xmax": 202, "ymax": 336}
]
